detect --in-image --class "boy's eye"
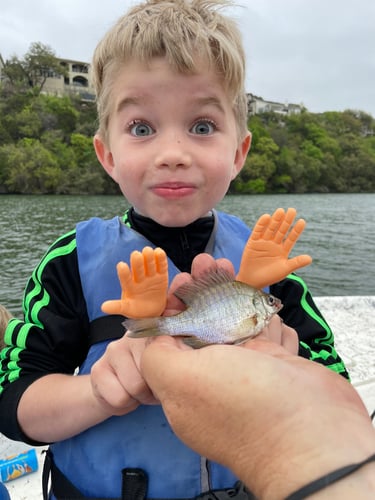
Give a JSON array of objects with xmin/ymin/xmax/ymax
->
[
  {"xmin": 190, "ymin": 120, "xmax": 216, "ymax": 135},
  {"xmin": 129, "ymin": 121, "xmax": 155, "ymax": 136}
]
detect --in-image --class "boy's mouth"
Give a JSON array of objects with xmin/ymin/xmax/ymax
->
[{"xmin": 151, "ymin": 182, "xmax": 197, "ymax": 199}]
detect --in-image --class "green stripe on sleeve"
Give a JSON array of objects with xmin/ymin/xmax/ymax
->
[
  {"xmin": 24, "ymin": 231, "xmax": 76, "ymax": 328},
  {"xmin": 0, "ymin": 231, "xmax": 78, "ymax": 394},
  {"xmin": 287, "ymin": 273, "xmax": 334, "ymax": 344}
]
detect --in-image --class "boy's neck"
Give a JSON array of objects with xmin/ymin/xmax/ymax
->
[
  {"xmin": 127, "ymin": 207, "xmax": 215, "ymax": 272},
  {"xmin": 131, "ymin": 208, "xmax": 213, "ymax": 228}
]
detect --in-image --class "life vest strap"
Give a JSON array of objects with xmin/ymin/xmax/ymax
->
[
  {"xmin": 88, "ymin": 315, "xmax": 125, "ymax": 346},
  {"xmin": 42, "ymin": 449, "xmax": 254, "ymax": 500}
]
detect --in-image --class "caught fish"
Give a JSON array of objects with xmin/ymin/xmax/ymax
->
[{"xmin": 124, "ymin": 269, "xmax": 282, "ymax": 348}]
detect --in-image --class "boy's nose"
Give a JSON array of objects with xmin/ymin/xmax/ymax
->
[{"xmin": 154, "ymin": 136, "xmax": 192, "ymax": 169}]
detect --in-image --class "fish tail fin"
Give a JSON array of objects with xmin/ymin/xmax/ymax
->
[{"xmin": 123, "ymin": 317, "xmax": 163, "ymax": 338}]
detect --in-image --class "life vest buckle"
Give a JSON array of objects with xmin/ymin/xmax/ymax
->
[{"xmin": 196, "ymin": 481, "xmax": 254, "ymax": 500}]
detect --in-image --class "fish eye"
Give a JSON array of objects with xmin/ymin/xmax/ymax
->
[{"xmin": 267, "ymin": 295, "xmax": 275, "ymax": 305}]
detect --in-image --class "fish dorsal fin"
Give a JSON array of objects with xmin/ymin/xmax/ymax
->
[{"xmin": 174, "ymin": 268, "xmax": 234, "ymax": 306}]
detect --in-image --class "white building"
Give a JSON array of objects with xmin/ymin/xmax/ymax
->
[
  {"xmin": 0, "ymin": 54, "xmax": 95, "ymax": 101},
  {"xmin": 1, "ymin": 53, "xmax": 304, "ymax": 113},
  {"xmin": 42, "ymin": 58, "xmax": 95, "ymax": 101},
  {"xmin": 247, "ymin": 92, "xmax": 303, "ymax": 116}
]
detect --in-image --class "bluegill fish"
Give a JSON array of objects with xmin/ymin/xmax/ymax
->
[{"xmin": 124, "ymin": 269, "xmax": 282, "ymax": 348}]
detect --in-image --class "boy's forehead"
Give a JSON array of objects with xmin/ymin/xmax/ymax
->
[
  {"xmin": 115, "ymin": 94, "xmax": 227, "ymax": 117},
  {"xmin": 111, "ymin": 57, "xmax": 230, "ymax": 101},
  {"xmin": 113, "ymin": 87, "xmax": 231, "ymax": 120}
]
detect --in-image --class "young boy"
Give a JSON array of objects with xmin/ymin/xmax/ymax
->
[{"xmin": 0, "ymin": 1, "xmax": 348, "ymax": 499}]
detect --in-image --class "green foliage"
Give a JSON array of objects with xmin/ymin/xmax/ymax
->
[
  {"xmin": 237, "ymin": 109, "xmax": 375, "ymax": 194},
  {"xmin": 0, "ymin": 43, "xmax": 374, "ymax": 194},
  {"xmin": 0, "ymin": 139, "xmax": 60, "ymax": 193},
  {"xmin": 1, "ymin": 42, "xmax": 67, "ymax": 94},
  {"xmin": 0, "ymin": 84, "xmax": 110, "ymax": 194},
  {"xmin": 38, "ymin": 95, "xmax": 78, "ymax": 135}
]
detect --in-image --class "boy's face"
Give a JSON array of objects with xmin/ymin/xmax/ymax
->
[{"xmin": 94, "ymin": 57, "xmax": 251, "ymax": 227}]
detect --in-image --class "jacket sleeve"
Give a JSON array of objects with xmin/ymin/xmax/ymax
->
[
  {"xmin": 0, "ymin": 230, "xmax": 90, "ymax": 443},
  {"xmin": 270, "ymin": 274, "xmax": 350, "ymax": 380}
]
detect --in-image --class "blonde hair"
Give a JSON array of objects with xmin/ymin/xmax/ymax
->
[
  {"xmin": 92, "ymin": 0, "xmax": 248, "ymax": 143},
  {"xmin": 0, "ymin": 304, "xmax": 12, "ymax": 351}
]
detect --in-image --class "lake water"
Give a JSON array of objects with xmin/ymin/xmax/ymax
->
[{"xmin": 1, "ymin": 193, "xmax": 374, "ymax": 316}]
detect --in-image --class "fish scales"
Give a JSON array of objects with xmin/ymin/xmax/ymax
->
[{"xmin": 124, "ymin": 269, "xmax": 282, "ymax": 348}]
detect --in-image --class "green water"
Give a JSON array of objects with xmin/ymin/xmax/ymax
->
[{"xmin": 1, "ymin": 193, "xmax": 374, "ymax": 316}]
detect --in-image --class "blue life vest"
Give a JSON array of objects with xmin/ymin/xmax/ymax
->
[{"xmin": 50, "ymin": 211, "xmax": 252, "ymax": 498}]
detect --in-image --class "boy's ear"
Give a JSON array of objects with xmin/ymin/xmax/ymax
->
[
  {"xmin": 93, "ymin": 134, "xmax": 116, "ymax": 179},
  {"xmin": 232, "ymin": 131, "xmax": 252, "ymax": 179}
]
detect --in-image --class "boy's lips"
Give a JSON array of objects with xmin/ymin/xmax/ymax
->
[{"xmin": 151, "ymin": 182, "xmax": 197, "ymax": 199}]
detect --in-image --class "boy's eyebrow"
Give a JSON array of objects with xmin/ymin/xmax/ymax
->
[
  {"xmin": 116, "ymin": 96, "xmax": 226, "ymax": 114},
  {"xmin": 195, "ymin": 96, "xmax": 226, "ymax": 113},
  {"xmin": 116, "ymin": 96, "xmax": 144, "ymax": 114}
]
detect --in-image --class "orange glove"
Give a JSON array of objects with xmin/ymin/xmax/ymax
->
[
  {"xmin": 101, "ymin": 246, "xmax": 168, "ymax": 318},
  {"xmin": 236, "ymin": 208, "xmax": 312, "ymax": 289}
]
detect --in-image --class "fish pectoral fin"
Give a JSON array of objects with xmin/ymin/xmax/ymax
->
[
  {"xmin": 242, "ymin": 314, "xmax": 258, "ymax": 329},
  {"xmin": 239, "ymin": 315, "xmax": 259, "ymax": 332},
  {"xmin": 182, "ymin": 336, "xmax": 212, "ymax": 349},
  {"xmin": 232, "ymin": 316, "xmax": 261, "ymax": 345}
]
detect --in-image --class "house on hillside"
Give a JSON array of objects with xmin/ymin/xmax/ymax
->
[
  {"xmin": 1, "ymin": 52, "xmax": 305, "ymax": 113},
  {"xmin": 42, "ymin": 58, "xmax": 95, "ymax": 101},
  {"xmin": 247, "ymin": 93, "xmax": 303, "ymax": 116},
  {"xmin": 0, "ymin": 53, "xmax": 95, "ymax": 102}
]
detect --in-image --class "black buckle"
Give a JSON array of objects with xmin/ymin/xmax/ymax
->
[
  {"xmin": 122, "ymin": 468, "xmax": 148, "ymax": 500},
  {"xmin": 196, "ymin": 482, "xmax": 254, "ymax": 500}
]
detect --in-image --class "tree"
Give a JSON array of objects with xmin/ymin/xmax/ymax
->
[
  {"xmin": 34, "ymin": 95, "xmax": 78, "ymax": 136},
  {"xmin": 1, "ymin": 42, "xmax": 67, "ymax": 94},
  {"xmin": 68, "ymin": 133, "xmax": 107, "ymax": 194},
  {"xmin": 0, "ymin": 139, "xmax": 61, "ymax": 193},
  {"xmin": 236, "ymin": 136, "xmax": 279, "ymax": 193},
  {"xmin": 1, "ymin": 76, "xmax": 374, "ymax": 194},
  {"xmin": 0, "ymin": 55, "xmax": 27, "ymax": 91}
]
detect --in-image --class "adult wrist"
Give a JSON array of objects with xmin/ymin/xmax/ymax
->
[
  {"xmin": 235, "ymin": 410, "xmax": 375, "ymax": 499},
  {"xmin": 285, "ymin": 452, "xmax": 375, "ymax": 499}
]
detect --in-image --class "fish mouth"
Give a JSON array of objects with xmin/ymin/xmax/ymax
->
[{"xmin": 266, "ymin": 302, "xmax": 283, "ymax": 320}]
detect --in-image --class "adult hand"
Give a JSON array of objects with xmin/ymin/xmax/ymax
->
[
  {"xmin": 141, "ymin": 336, "xmax": 375, "ymax": 499},
  {"xmin": 253, "ymin": 314, "xmax": 299, "ymax": 354}
]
